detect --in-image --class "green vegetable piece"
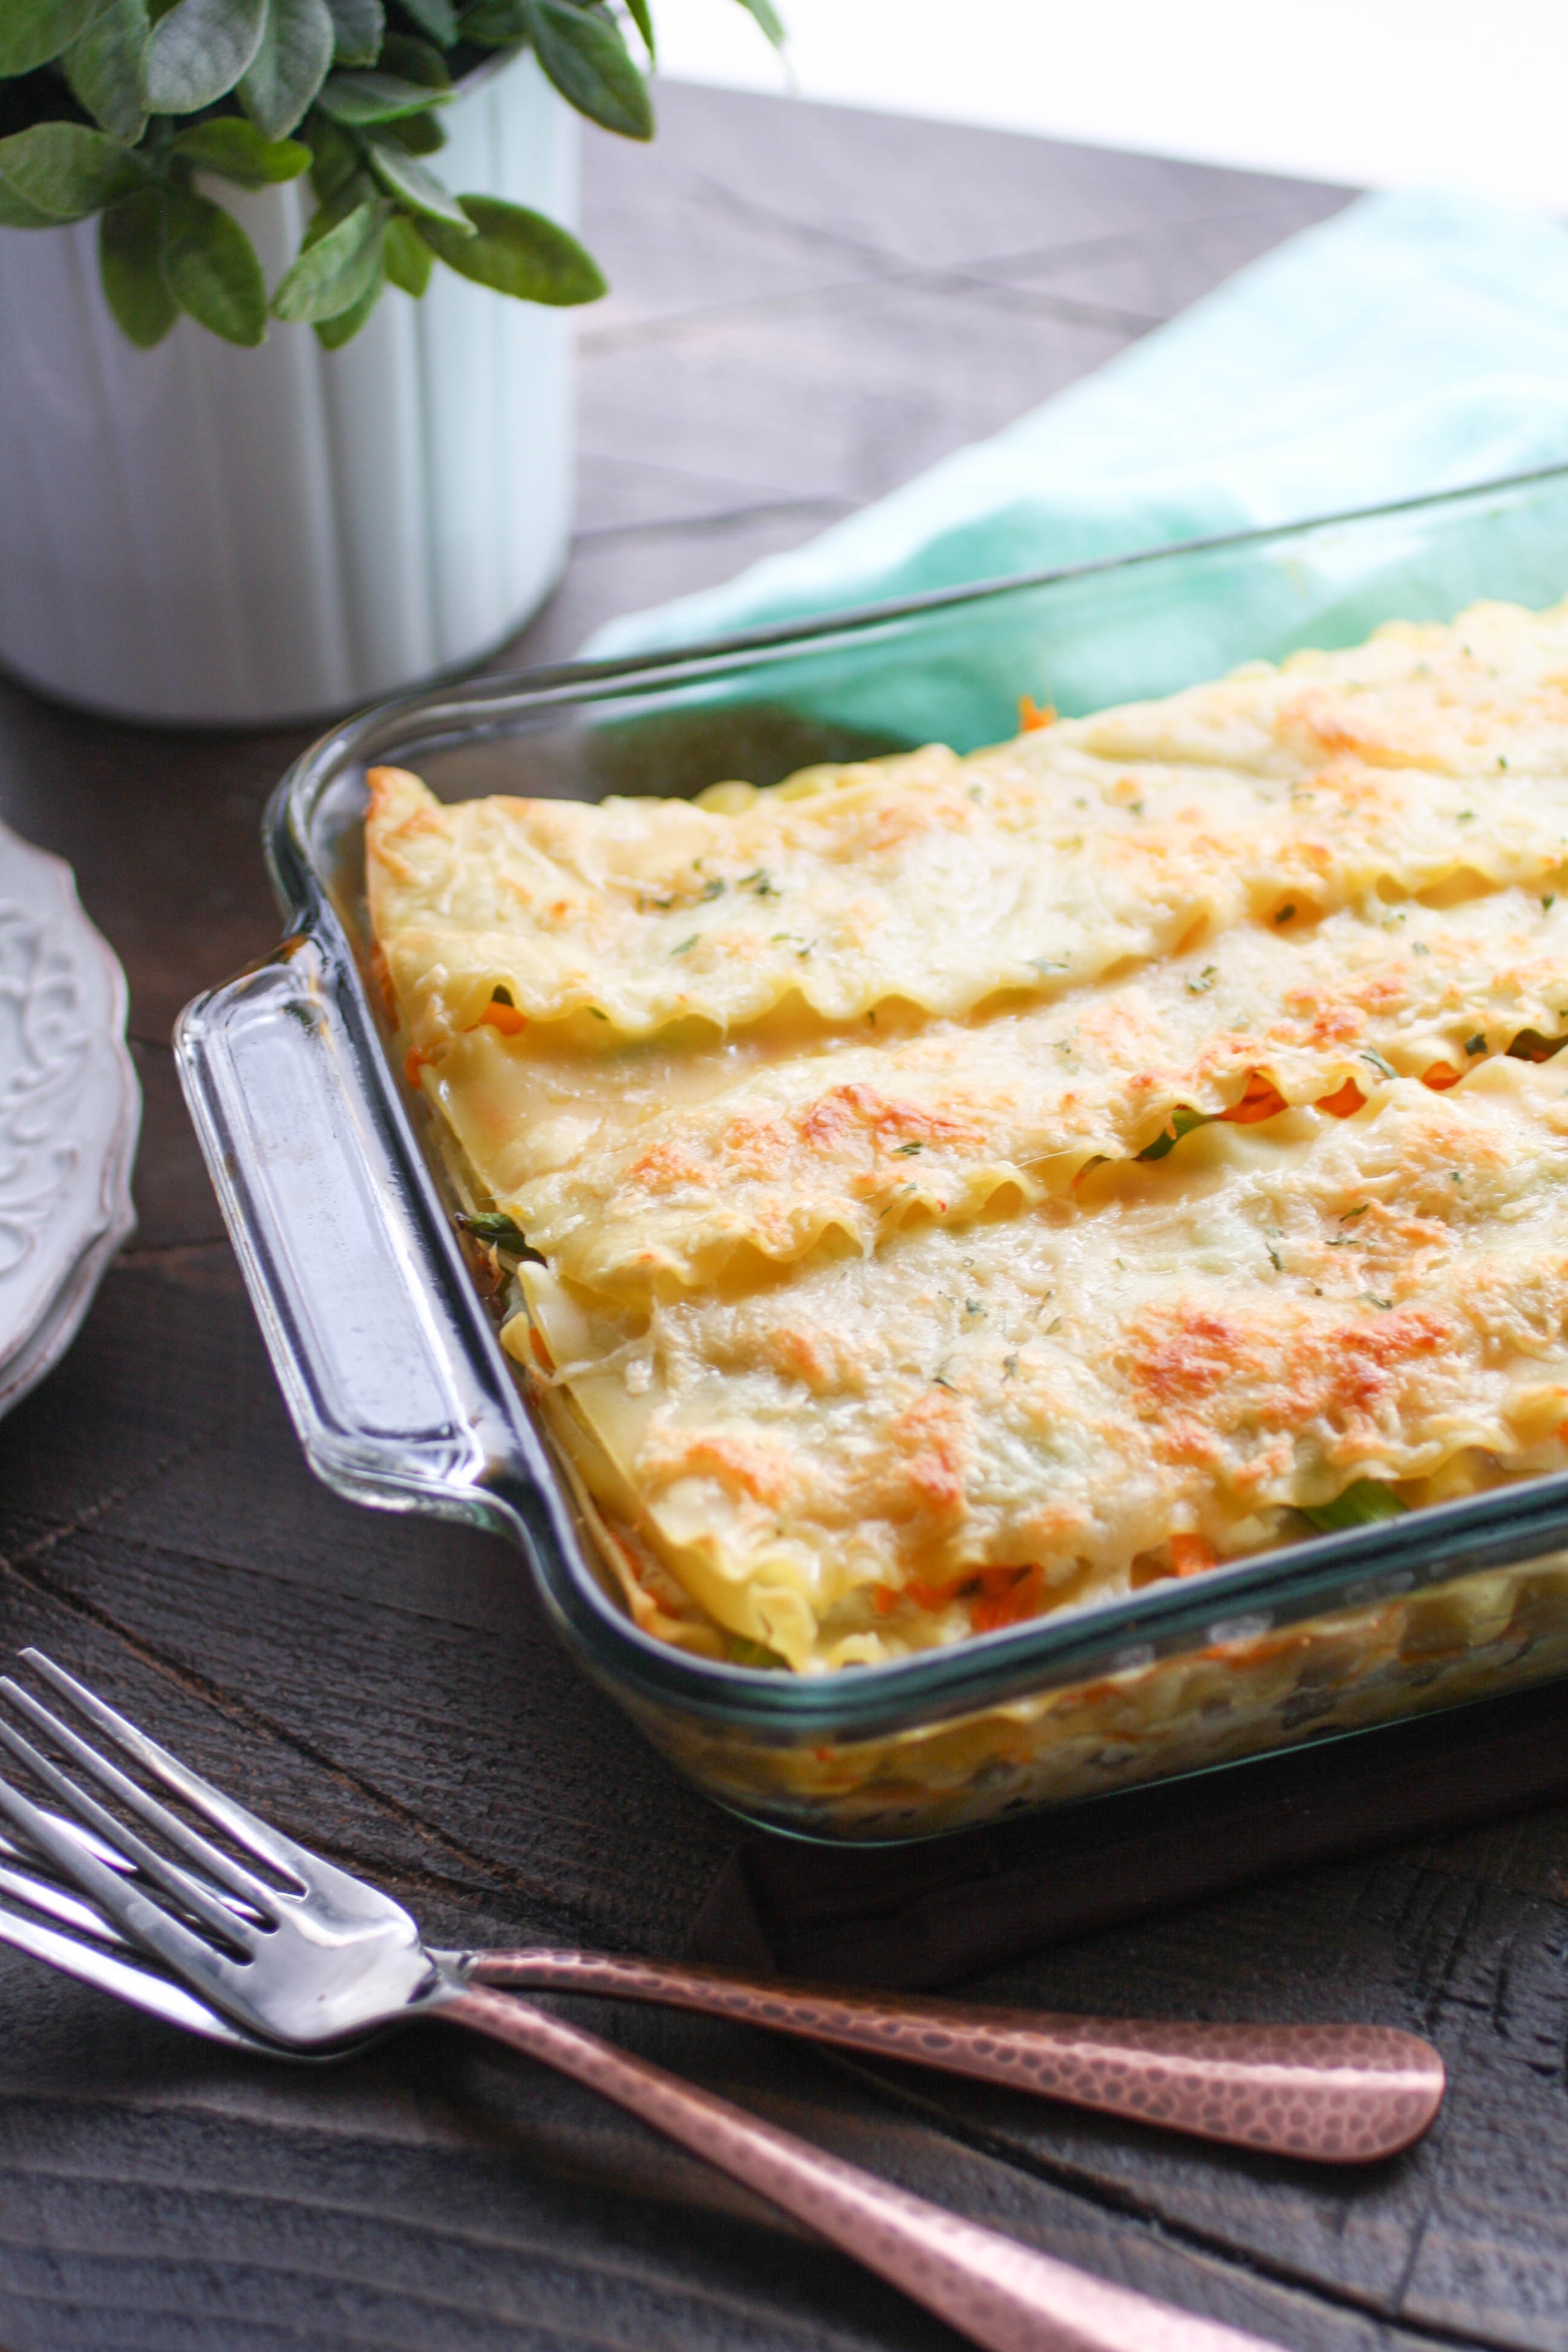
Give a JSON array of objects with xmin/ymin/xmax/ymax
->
[
  {"xmin": 99, "ymin": 186, "xmax": 178, "ymax": 346},
  {"xmin": 172, "ymin": 117, "xmax": 311, "ymax": 185},
  {"xmin": 324, "ymin": 0, "xmax": 382, "ymax": 62},
  {"xmin": 364, "ymin": 131, "xmax": 470, "ymax": 227},
  {"xmin": 384, "ymin": 207, "xmax": 433, "ymax": 293},
  {"xmin": 0, "ymin": 123, "xmax": 149, "ymax": 223},
  {"xmin": 416, "ymin": 193, "xmax": 605, "ymax": 303},
  {"xmin": 162, "ymin": 183, "xmax": 267, "ymax": 343},
  {"xmin": 458, "ymin": 1209, "xmax": 528, "ymax": 1251},
  {"xmin": 1138, "ymin": 1104, "xmax": 1212, "ymax": 1162},
  {"xmin": 726, "ymin": 1637, "xmax": 786, "ymax": 1670},
  {"xmin": 1299, "ymin": 1480, "xmax": 1408, "ymax": 1534},
  {"xmin": 271, "ymin": 191, "xmax": 388, "ymax": 318},
  {"xmin": 64, "ymin": 0, "xmax": 151, "ymax": 146},
  {"xmin": 238, "ymin": 0, "xmax": 335, "ymax": 137},
  {"xmin": 315, "ymin": 67, "xmax": 454, "ymax": 122},
  {"xmin": 524, "ymin": 0, "xmax": 652, "ymax": 140},
  {"xmin": 143, "ymin": 0, "xmax": 269, "ymax": 115},
  {"xmin": 396, "ymin": 0, "xmax": 457, "ymax": 44},
  {"xmin": 0, "ymin": 0, "xmax": 111, "ymax": 78}
]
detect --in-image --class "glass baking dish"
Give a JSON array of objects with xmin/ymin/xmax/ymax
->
[{"xmin": 177, "ymin": 462, "xmax": 1568, "ymax": 1843}]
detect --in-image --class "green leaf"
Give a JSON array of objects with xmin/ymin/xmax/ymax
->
[
  {"xmin": 0, "ymin": 183, "xmax": 57, "ymax": 229},
  {"xmin": 0, "ymin": 123, "xmax": 149, "ymax": 221},
  {"xmin": 64, "ymin": 0, "xmax": 150, "ymax": 144},
  {"xmin": 364, "ymin": 129, "xmax": 468, "ymax": 226},
  {"xmin": 384, "ymin": 206, "xmax": 431, "ymax": 293},
  {"xmin": 315, "ymin": 66, "xmax": 452, "ymax": 120},
  {"xmin": 172, "ymin": 114, "xmax": 311, "ymax": 181},
  {"xmin": 143, "ymin": 0, "xmax": 268, "ymax": 111},
  {"xmin": 98, "ymin": 185, "xmax": 178, "ymax": 345},
  {"xmin": 1299, "ymin": 1480, "xmax": 1410, "ymax": 1534},
  {"xmin": 623, "ymin": 0, "xmax": 652, "ymax": 60},
  {"xmin": 305, "ymin": 106, "xmax": 358, "ymax": 194},
  {"xmin": 270, "ymin": 190, "xmax": 388, "ymax": 318},
  {"xmin": 162, "ymin": 181, "xmax": 267, "ymax": 341},
  {"xmin": 731, "ymin": 0, "xmax": 784, "ymax": 46},
  {"xmin": 456, "ymin": 0, "xmax": 525, "ymax": 38},
  {"xmin": 385, "ymin": 106, "xmax": 443, "ymax": 153},
  {"xmin": 395, "ymin": 0, "xmax": 456, "ymax": 42},
  {"xmin": 416, "ymin": 194, "xmax": 604, "ymax": 303},
  {"xmin": 313, "ymin": 244, "xmax": 382, "ymax": 342},
  {"xmin": 524, "ymin": 0, "xmax": 650, "ymax": 138},
  {"xmin": 238, "ymin": 0, "xmax": 335, "ymax": 135},
  {"xmin": 0, "ymin": 0, "xmax": 111, "ymax": 78},
  {"xmin": 324, "ymin": 0, "xmax": 381, "ymax": 62},
  {"xmin": 377, "ymin": 31, "xmax": 448, "ymax": 82}
]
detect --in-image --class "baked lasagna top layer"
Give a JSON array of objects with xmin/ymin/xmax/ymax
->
[{"xmin": 367, "ymin": 599, "xmax": 1568, "ymax": 1671}]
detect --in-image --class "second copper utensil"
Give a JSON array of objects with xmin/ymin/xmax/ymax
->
[{"xmin": 464, "ymin": 1949, "xmax": 1443, "ymax": 2162}]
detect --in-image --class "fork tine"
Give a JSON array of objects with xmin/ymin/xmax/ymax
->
[
  {"xmin": 0, "ymin": 1888, "xmax": 263, "ymax": 2049},
  {"xmin": 21, "ymin": 1651, "xmax": 313, "ymax": 1883},
  {"xmin": 0, "ymin": 1757, "xmax": 245, "ymax": 2008},
  {"xmin": 0, "ymin": 1846, "xmax": 132, "ymax": 1945},
  {"xmin": 0, "ymin": 1714, "xmax": 259, "ymax": 1956},
  {"xmin": 0, "ymin": 1678, "xmax": 280, "ymax": 1918}
]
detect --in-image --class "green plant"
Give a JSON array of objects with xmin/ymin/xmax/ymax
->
[{"xmin": 0, "ymin": 0, "xmax": 783, "ymax": 348}]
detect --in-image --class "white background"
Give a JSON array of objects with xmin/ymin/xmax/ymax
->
[{"xmin": 657, "ymin": 0, "xmax": 1568, "ymax": 210}]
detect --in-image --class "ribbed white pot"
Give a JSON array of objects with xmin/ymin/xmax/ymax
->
[{"xmin": 0, "ymin": 56, "xmax": 577, "ymax": 725}]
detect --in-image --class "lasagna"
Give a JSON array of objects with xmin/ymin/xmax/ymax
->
[{"xmin": 366, "ymin": 598, "xmax": 1568, "ymax": 1674}]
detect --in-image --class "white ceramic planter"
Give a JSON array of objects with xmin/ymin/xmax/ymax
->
[{"xmin": 0, "ymin": 56, "xmax": 577, "ymax": 725}]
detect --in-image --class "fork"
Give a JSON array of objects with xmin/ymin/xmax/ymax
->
[
  {"xmin": 0, "ymin": 1658, "xmax": 1423, "ymax": 2352},
  {"xmin": 0, "ymin": 1795, "xmax": 1443, "ymax": 2166}
]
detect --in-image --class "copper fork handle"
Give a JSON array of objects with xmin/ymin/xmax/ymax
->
[
  {"xmin": 445, "ymin": 1983, "xmax": 1281, "ymax": 2352},
  {"xmin": 463, "ymin": 1949, "xmax": 1443, "ymax": 2162}
]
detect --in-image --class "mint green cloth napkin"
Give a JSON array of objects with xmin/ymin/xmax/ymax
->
[{"xmin": 584, "ymin": 189, "xmax": 1568, "ymax": 674}]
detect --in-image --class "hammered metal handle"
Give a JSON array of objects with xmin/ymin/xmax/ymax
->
[
  {"xmin": 464, "ymin": 1949, "xmax": 1444, "ymax": 2161},
  {"xmin": 444, "ymin": 1983, "xmax": 1284, "ymax": 2352}
]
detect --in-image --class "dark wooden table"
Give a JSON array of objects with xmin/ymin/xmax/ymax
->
[{"xmin": 0, "ymin": 80, "xmax": 1560, "ymax": 2352}]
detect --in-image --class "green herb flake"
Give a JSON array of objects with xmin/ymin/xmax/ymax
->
[
  {"xmin": 739, "ymin": 869, "xmax": 779, "ymax": 897},
  {"xmin": 1340, "ymin": 1202, "xmax": 1370, "ymax": 1221},
  {"xmin": 1364, "ymin": 1293, "xmax": 1394, "ymax": 1311},
  {"xmin": 1457, "ymin": 810, "xmax": 1475, "ymax": 823},
  {"xmin": 893, "ymin": 1140, "xmax": 923, "ymax": 1157},
  {"xmin": 1275, "ymin": 903, "xmax": 1296, "ymax": 924},
  {"xmin": 1267, "ymin": 1243, "xmax": 1284, "ymax": 1273},
  {"xmin": 1186, "ymin": 965, "xmax": 1218, "ymax": 995},
  {"xmin": 1546, "ymin": 894, "xmax": 1558, "ymax": 912},
  {"xmin": 1465, "ymin": 1033, "xmax": 1487, "ymax": 1055},
  {"xmin": 697, "ymin": 877, "xmax": 725, "ymax": 902},
  {"xmin": 1361, "ymin": 1049, "xmax": 1397, "ymax": 1079},
  {"xmin": 965, "ymin": 1298, "xmax": 983, "ymax": 1315},
  {"xmin": 1413, "ymin": 940, "xmax": 1430, "ymax": 953},
  {"xmin": 671, "ymin": 935, "xmax": 698, "ymax": 956}
]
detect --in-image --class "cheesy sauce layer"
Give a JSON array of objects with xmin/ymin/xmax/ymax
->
[{"xmin": 367, "ymin": 598, "xmax": 1568, "ymax": 1672}]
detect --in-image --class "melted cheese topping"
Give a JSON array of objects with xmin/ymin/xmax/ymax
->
[{"xmin": 367, "ymin": 597, "xmax": 1568, "ymax": 1671}]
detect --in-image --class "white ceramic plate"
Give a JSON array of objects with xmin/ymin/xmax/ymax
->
[{"xmin": 0, "ymin": 819, "xmax": 138, "ymax": 1418}]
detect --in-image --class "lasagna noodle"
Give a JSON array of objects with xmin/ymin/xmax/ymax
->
[
  {"xmin": 365, "ymin": 595, "xmax": 1568, "ymax": 1671},
  {"xmin": 514, "ymin": 1063, "xmax": 1568, "ymax": 1668}
]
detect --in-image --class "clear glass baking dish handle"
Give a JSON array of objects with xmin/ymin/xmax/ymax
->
[{"xmin": 175, "ymin": 933, "xmax": 515, "ymax": 1526}]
